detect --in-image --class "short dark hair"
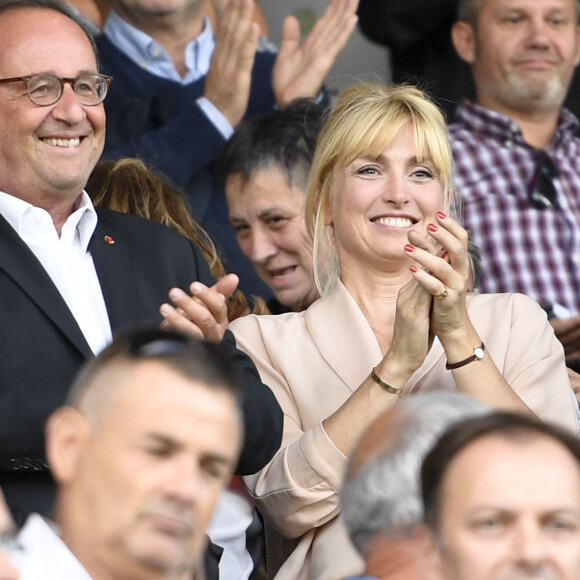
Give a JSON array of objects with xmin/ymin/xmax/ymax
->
[
  {"xmin": 0, "ymin": 0, "xmax": 98, "ymax": 59},
  {"xmin": 456, "ymin": 0, "xmax": 482, "ymax": 26},
  {"xmin": 421, "ymin": 411, "xmax": 580, "ymax": 532},
  {"xmin": 66, "ymin": 327, "xmax": 242, "ymax": 418},
  {"xmin": 215, "ymin": 98, "xmax": 327, "ymax": 191},
  {"xmin": 457, "ymin": 0, "xmax": 580, "ymax": 26}
]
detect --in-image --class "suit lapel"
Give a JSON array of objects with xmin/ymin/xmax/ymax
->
[
  {"xmin": 0, "ymin": 214, "xmax": 93, "ymax": 358},
  {"xmin": 90, "ymin": 210, "xmax": 141, "ymax": 332}
]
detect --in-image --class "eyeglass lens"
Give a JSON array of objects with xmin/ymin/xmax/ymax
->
[{"xmin": 27, "ymin": 74, "xmax": 108, "ymax": 106}]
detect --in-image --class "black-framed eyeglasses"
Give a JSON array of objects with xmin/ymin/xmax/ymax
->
[
  {"xmin": 530, "ymin": 150, "xmax": 559, "ymax": 210},
  {"xmin": 0, "ymin": 73, "xmax": 113, "ymax": 106}
]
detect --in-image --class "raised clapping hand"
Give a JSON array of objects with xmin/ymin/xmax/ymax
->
[
  {"xmin": 206, "ymin": 0, "xmax": 358, "ymax": 125},
  {"xmin": 208, "ymin": 0, "xmax": 229, "ymax": 23},
  {"xmin": 272, "ymin": 0, "xmax": 359, "ymax": 108},
  {"xmin": 159, "ymin": 273, "xmax": 239, "ymax": 342},
  {"xmin": 386, "ymin": 274, "xmax": 433, "ymax": 379},
  {"xmin": 404, "ymin": 212, "xmax": 471, "ymax": 340},
  {"xmin": 400, "ymin": 213, "xmax": 536, "ymax": 415},
  {"xmin": 204, "ymin": 0, "xmax": 260, "ymax": 127}
]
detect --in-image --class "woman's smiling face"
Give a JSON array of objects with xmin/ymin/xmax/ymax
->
[{"xmin": 329, "ymin": 124, "xmax": 445, "ymax": 270}]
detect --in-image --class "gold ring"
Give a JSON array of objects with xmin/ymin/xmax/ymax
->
[{"xmin": 437, "ymin": 288, "xmax": 449, "ymax": 300}]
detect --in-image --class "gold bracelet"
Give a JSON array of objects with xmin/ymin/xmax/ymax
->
[{"xmin": 370, "ymin": 367, "xmax": 403, "ymax": 395}]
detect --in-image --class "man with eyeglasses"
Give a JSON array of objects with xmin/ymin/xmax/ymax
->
[
  {"xmin": 10, "ymin": 327, "xmax": 244, "ymax": 579},
  {"xmin": 448, "ymin": 0, "xmax": 580, "ymax": 375},
  {"xmin": 0, "ymin": 0, "xmax": 282, "ymax": 540}
]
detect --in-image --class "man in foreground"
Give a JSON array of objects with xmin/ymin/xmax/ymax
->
[{"xmin": 12, "ymin": 327, "xmax": 243, "ymax": 580}]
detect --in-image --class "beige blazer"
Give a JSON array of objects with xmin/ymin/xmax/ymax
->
[{"xmin": 231, "ymin": 281, "xmax": 577, "ymax": 580}]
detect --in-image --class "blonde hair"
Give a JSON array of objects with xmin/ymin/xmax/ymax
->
[{"xmin": 305, "ymin": 82, "xmax": 457, "ymax": 294}]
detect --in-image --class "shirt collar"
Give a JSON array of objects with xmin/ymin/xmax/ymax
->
[
  {"xmin": 0, "ymin": 190, "xmax": 98, "ymax": 251},
  {"xmin": 103, "ymin": 10, "xmax": 215, "ymax": 84},
  {"xmin": 454, "ymin": 99, "xmax": 580, "ymax": 150}
]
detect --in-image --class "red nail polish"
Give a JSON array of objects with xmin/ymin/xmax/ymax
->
[
  {"xmin": 428, "ymin": 223, "xmax": 438, "ymax": 233},
  {"xmin": 437, "ymin": 211, "xmax": 447, "ymax": 219},
  {"xmin": 405, "ymin": 244, "xmax": 415, "ymax": 253},
  {"xmin": 410, "ymin": 265, "xmax": 418, "ymax": 273},
  {"xmin": 440, "ymin": 250, "xmax": 448, "ymax": 260}
]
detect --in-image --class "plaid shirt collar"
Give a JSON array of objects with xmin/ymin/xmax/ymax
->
[{"xmin": 454, "ymin": 99, "xmax": 580, "ymax": 152}]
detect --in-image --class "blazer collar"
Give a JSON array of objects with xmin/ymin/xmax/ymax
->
[
  {"xmin": 90, "ymin": 209, "xmax": 142, "ymax": 331},
  {"xmin": 304, "ymin": 279, "xmax": 445, "ymax": 394},
  {"xmin": 0, "ymin": 213, "xmax": 93, "ymax": 358},
  {"xmin": 305, "ymin": 280, "xmax": 382, "ymax": 392}
]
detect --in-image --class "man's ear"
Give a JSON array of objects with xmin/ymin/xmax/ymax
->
[
  {"xmin": 46, "ymin": 407, "xmax": 90, "ymax": 485},
  {"xmin": 451, "ymin": 21, "xmax": 477, "ymax": 65}
]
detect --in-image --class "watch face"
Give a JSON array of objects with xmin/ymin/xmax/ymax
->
[{"xmin": 474, "ymin": 347, "xmax": 485, "ymax": 359}]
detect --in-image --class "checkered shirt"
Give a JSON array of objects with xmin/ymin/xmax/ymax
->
[{"xmin": 450, "ymin": 100, "xmax": 580, "ymax": 316}]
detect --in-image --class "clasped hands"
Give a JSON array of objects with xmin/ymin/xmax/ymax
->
[{"xmin": 389, "ymin": 213, "xmax": 472, "ymax": 373}]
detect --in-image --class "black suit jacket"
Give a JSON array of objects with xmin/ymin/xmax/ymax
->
[{"xmin": 0, "ymin": 207, "xmax": 282, "ymax": 524}]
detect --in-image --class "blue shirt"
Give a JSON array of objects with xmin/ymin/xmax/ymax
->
[{"xmin": 103, "ymin": 10, "xmax": 232, "ymax": 138}]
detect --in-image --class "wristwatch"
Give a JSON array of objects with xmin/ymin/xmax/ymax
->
[{"xmin": 445, "ymin": 342, "xmax": 485, "ymax": 370}]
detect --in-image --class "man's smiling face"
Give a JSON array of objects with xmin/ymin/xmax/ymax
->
[{"xmin": 0, "ymin": 6, "xmax": 105, "ymax": 208}]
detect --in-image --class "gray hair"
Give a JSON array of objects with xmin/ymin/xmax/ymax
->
[
  {"xmin": 0, "ymin": 0, "xmax": 99, "ymax": 57},
  {"xmin": 457, "ymin": 0, "xmax": 482, "ymax": 26},
  {"xmin": 341, "ymin": 392, "xmax": 489, "ymax": 556}
]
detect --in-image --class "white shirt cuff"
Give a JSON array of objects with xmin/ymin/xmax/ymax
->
[{"xmin": 197, "ymin": 96, "xmax": 234, "ymax": 140}]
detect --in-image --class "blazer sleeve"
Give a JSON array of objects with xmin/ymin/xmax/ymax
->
[
  {"xmin": 221, "ymin": 329, "xmax": 284, "ymax": 476},
  {"xmin": 102, "ymin": 98, "xmax": 228, "ymax": 191},
  {"xmin": 495, "ymin": 293, "xmax": 578, "ymax": 432},
  {"xmin": 184, "ymin": 239, "xmax": 284, "ymax": 475},
  {"xmin": 233, "ymin": 317, "xmax": 348, "ymax": 539}
]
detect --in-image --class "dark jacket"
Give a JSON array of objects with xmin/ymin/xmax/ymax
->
[{"xmin": 0, "ymin": 207, "xmax": 282, "ymax": 524}]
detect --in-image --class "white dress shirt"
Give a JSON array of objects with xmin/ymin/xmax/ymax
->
[
  {"xmin": 11, "ymin": 514, "xmax": 92, "ymax": 580},
  {"xmin": 0, "ymin": 191, "xmax": 112, "ymax": 354}
]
